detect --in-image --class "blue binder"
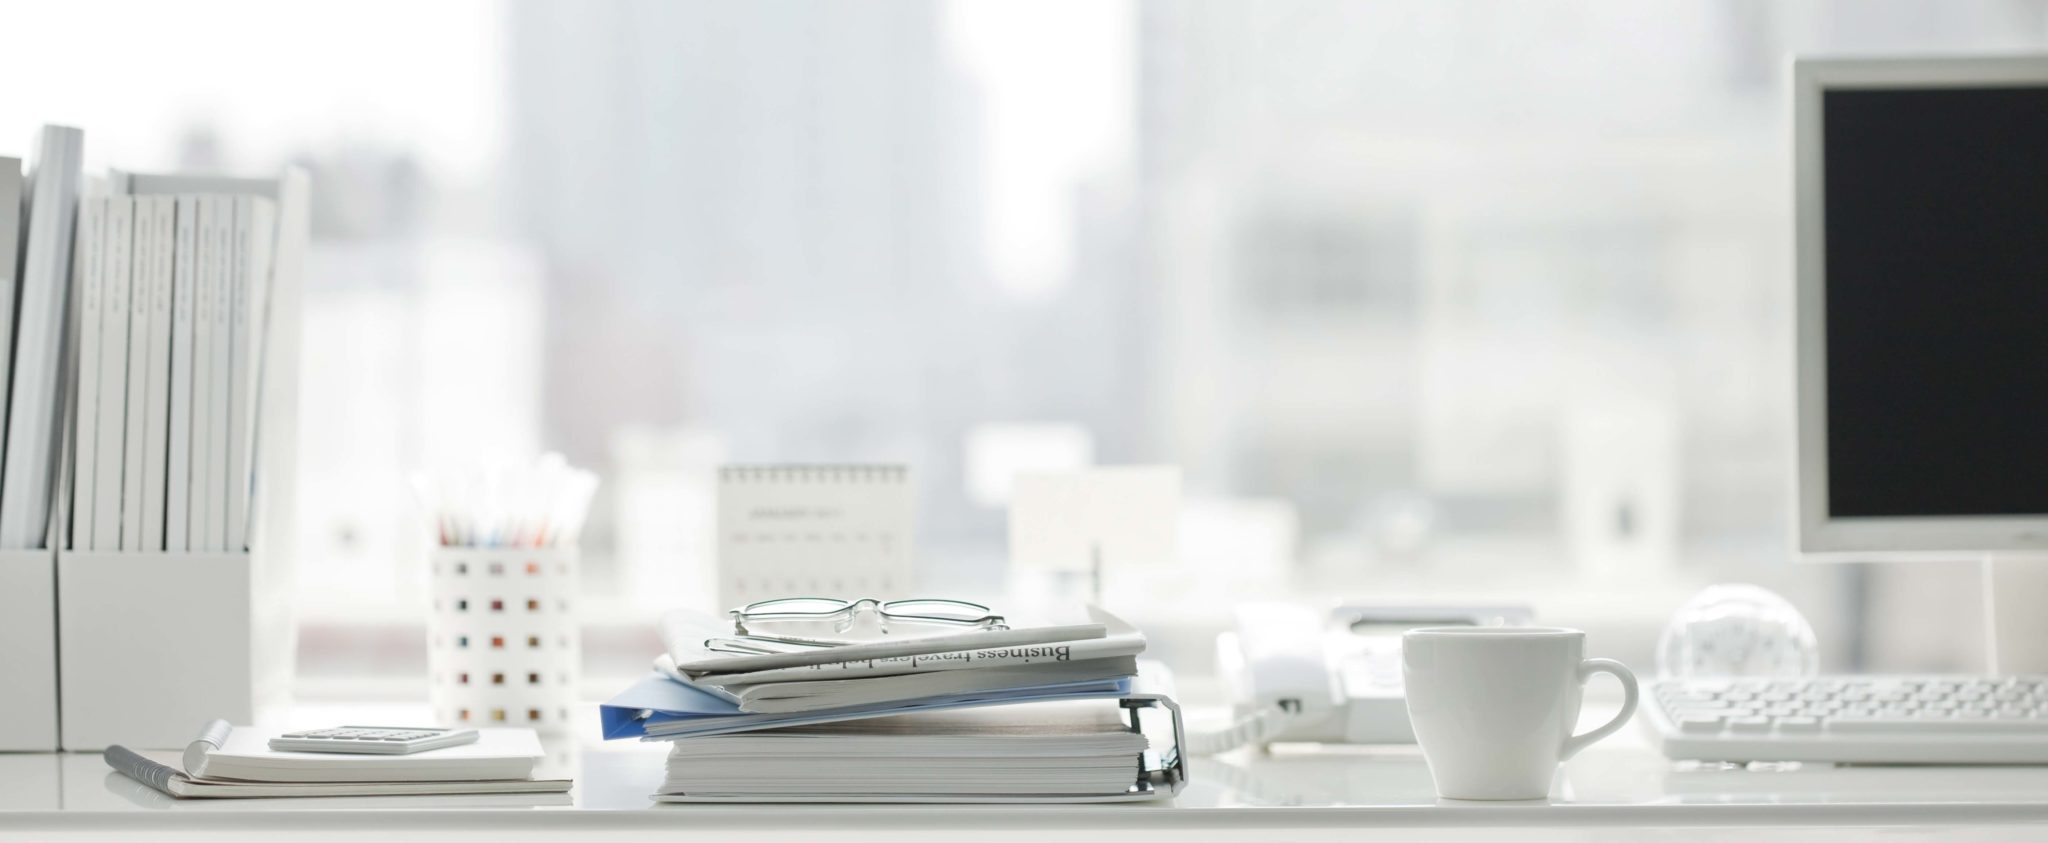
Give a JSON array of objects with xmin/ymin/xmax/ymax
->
[{"xmin": 599, "ymin": 673, "xmax": 1133, "ymax": 740}]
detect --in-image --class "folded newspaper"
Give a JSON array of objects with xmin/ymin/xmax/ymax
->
[
  {"xmin": 659, "ymin": 606, "xmax": 1146, "ymax": 714},
  {"xmin": 600, "ymin": 605, "xmax": 1146, "ymax": 737}
]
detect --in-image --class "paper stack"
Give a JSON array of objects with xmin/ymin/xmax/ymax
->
[
  {"xmin": 600, "ymin": 604, "xmax": 1187, "ymax": 802},
  {"xmin": 662, "ymin": 605, "xmax": 1144, "ymax": 714},
  {"xmin": 103, "ymin": 721, "xmax": 571, "ymax": 799},
  {"xmin": 659, "ymin": 700, "xmax": 1150, "ymax": 800}
]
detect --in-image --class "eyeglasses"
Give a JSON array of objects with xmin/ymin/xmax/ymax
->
[
  {"xmin": 707, "ymin": 597, "xmax": 1008, "ymax": 653},
  {"xmin": 734, "ymin": 597, "xmax": 1006, "ymax": 635}
]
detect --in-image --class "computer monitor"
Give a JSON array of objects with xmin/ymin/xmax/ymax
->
[{"xmin": 1795, "ymin": 56, "xmax": 2048, "ymax": 556}]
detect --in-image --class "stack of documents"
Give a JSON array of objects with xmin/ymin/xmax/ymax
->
[
  {"xmin": 603, "ymin": 606, "xmax": 1144, "ymax": 739},
  {"xmin": 601, "ymin": 605, "xmax": 1187, "ymax": 802},
  {"xmin": 656, "ymin": 700, "xmax": 1150, "ymax": 801},
  {"xmin": 103, "ymin": 721, "xmax": 571, "ymax": 799},
  {"xmin": 662, "ymin": 605, "xmax": 1145, "ymax": 714}
]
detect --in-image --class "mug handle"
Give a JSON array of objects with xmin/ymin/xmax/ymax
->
[{"xmin": 1559, "ymin": 657, "xmax": 1639, "ymax": 760}]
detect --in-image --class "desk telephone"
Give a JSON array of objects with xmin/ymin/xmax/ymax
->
[{"xmin": 1204, "ymin": 603, "xmax": 1533, "ymax": 751}]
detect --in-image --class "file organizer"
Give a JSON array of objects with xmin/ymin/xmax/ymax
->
[
  {"xmin": 0, "ymin": 548, "xmax": 59, "ymax": 750},
  {"xmin": 56, "ymin": 169, "xmax": 308, "ymax": 751},
  {"xmin": 427, "ymin": 547, "xmax": 581, "ymax": 733}
]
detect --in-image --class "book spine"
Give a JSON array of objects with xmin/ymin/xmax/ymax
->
[
  {"xmin": 120, "ymin": 199, "xmax": 156, "ymax": 549},
  {"xmin": 0, "ymin": 126, "xmax": 84, "ymax": 550},
  {"xmin": 140, "ymin": 198, "xmax": 176, "ymax": 551},
  {"xmin": 0, "ymin": 158, "xmax": 22, "ymax": 465},
  {"xmin": 93, "ymin": 197, "xmax": 134, "ymax": 550},
  {"xmin": 188, "ymin": 197, "xmax": 216, "ymax": 550},
  {"xmin": 165, "ymin": 197, "xmax": 198, "ymax": 552},
  {"xmin": 225, "ymin": 197, "xmax": 265, "ymax": 552},
  {"xmin": 206, "ymin": 197, "xmax": 232, "ymax": 551},
  {"xmin": 69, "ymin": 198, "xmax": 105, "ymax": 550},
  {"xmin": 237, "ymin": 198, "xmax": 275, "ymax": 551}
]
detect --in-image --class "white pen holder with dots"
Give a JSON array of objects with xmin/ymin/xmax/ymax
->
[{"xmin": 428, "ymin": 547, "xmax": 579, "ymax": 732}]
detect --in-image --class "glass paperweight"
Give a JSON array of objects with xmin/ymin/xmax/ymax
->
[{"xmin": 1656, "ymin": 583, "xmax": 1819, "ymax": 680}]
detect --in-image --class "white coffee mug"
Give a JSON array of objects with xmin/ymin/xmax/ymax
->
[{"xmin": 1402, "ymin": 627, "xmax": 1638, "ymax": 800}]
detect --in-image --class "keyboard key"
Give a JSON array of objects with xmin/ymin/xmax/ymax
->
[
  {"xmin": 1727, "ymin": 716, "xmax": 1773, "ymax": 733},
  {"xmin": 1677, "ymin": 716, "xmax": 1724, "ymax": 733},
  {"xmin": 1777, "ymin": 716, "xmax": 1822, "ymax": 732}
]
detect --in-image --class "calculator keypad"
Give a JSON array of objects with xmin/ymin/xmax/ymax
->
[{"xmin": 280, "ymin": 728, "xmax": 447, "ymax": 742}]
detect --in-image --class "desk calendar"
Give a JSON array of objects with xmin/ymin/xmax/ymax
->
[{"xmin": 717, "ymin": 465, "xmax": 914, "ymax": 610}]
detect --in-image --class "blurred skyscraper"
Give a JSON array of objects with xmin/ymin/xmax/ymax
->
[{"xmin": 505, "ymin": 0, "xmax": 1151, "ymax": 594}]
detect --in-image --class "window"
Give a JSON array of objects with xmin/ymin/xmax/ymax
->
[{"xmin": 9, "ymin": 0, "xmax": 2039, "ymax": 688}]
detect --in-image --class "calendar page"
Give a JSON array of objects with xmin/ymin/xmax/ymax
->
[{"xmin": 716, "ymin": 465, "xmax": 914, "ymax": 612}]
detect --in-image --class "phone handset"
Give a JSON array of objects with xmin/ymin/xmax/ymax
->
[{"xmin": 1194, "ymin": 603, "xmax": 1340, "ymax": 755}]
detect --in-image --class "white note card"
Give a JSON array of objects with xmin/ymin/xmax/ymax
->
[
  {"xmin": 717, "ymin": 465, "xmax": 914, "ymax": 612},
  {"xmin": 1009, "ymin": 466, "xmax": 1181, "ymax": 573}
]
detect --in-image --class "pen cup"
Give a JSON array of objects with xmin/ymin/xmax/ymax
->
[{"xmin": 427, "ymin": 547, "xmax": 581, "ymax": 733}]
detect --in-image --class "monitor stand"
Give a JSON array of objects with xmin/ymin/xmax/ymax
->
[{"xmin": 1984, "ymin": 557, "xmax": 2048, "ymax": 674}]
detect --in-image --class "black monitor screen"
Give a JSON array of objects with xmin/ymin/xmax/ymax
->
[{"xmin": 1823, "ymin": 85, "xmax": 2048, "ymax": 518}]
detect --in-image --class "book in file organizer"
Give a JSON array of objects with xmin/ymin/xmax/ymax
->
[
  {"xmin": 118, "ymin": 197, "xmax": 158, "ymax": 550},
  {"xmin": 204, "ymin": 195, "xmax": 233, "ymax": 552},
  {"xmin": 0, "ymin": 125, "xmax": 85, "ymax": 550},
  {"xmin": 69, "ymin": 197, "xmax": 106, "ymax": 550},
  {"xmin": 0, "ymin": 158, "xmax": 21, "ymax": 459},
  {"xmin": 165, "ymin": 195, "xmax": 198, "ymax": 551},
  {"xmin": 91, "ymin": 196, "xmax": 132, "ymax": 551},
  {"xmin": 718, "ymin": 464, "xmax": 913, "ymax": 611},
  {"xmin": 138, "ymin": 196, "xmax": 177, "ymax": 552},
  {"xmin": 186, "ymin": 196, "xmax": 218, "ymax": 550},
  {"xmin": 227, "ymin": 196, "xmax": 276, "ymax": 552}
]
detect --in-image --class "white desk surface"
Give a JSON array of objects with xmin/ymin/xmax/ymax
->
[{"xmin": 5, "ymin": 700, "xmax": 2048, "ymax": 841}]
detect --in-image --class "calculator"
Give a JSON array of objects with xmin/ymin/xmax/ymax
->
[{"xmin": 268, "ymin": 726, "xmax": 480, "ymax": 755}]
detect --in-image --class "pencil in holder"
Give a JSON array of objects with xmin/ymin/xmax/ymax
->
[{"xmin": 428, "ymin": 546, "xmax": 580, "ymax": 732}]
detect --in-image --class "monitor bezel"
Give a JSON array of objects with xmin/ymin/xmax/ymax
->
[{"xmin": 1795, "ymin": 55, "xmax": 2048, "ymax": 554}]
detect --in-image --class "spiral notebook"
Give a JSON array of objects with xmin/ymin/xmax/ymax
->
[
  {"xmin": 103, "ymin": 721, "xmax": 569, "ymax": 799},
  {"xmin": 718, "ymin": 465, "xmax": 914, "ymax": 610}
]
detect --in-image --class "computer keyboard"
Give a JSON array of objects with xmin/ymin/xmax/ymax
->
[{"xmin": 1646, "ymin": 676, "xmax": 2048, "ymax": 763}]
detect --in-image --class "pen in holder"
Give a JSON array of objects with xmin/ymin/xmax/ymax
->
[{"xmin": 415, "ymin": 455, "xmax": 598, "ymax": 734}]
